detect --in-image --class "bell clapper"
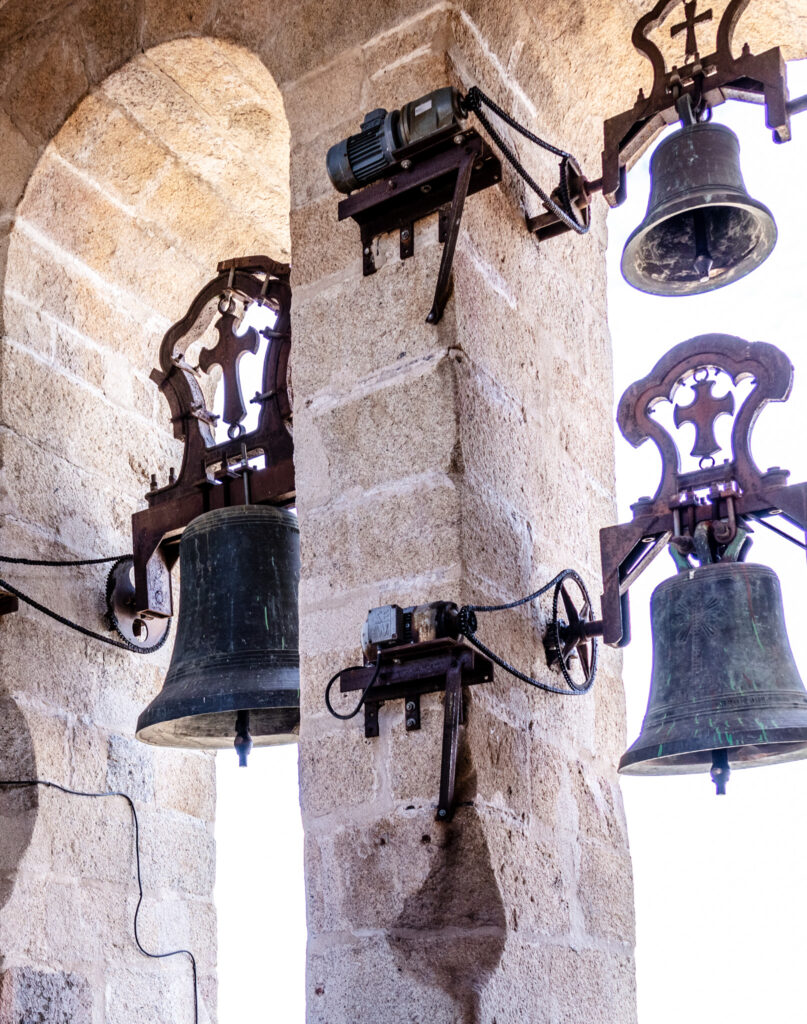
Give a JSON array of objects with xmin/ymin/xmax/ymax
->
[
  {"xmin": 692, "ymin": 208, "xmax": 713, "ymax": 282},
  {"xmin": 710, "ymin": 748, "xmax": 731, "ymax": 795},
  {"xmin": 235, "ymin": 710, "xmax": 253, "ymax": 767}
]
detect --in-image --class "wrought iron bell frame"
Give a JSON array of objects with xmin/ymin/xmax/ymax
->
[
  {"xmin": 122, "ymin": 255, "xmax": 295, "ymax": 631},
  {"xmin": 529, "ymin": 0, "xmax": 807, "ymax": 239},
  {"xmin": 563, "ymin": 332, "xmax": 807, "ymax": 654}
]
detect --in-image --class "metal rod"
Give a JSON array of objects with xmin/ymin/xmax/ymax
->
[
  {"xmin": 744, "ymin": 513, "xmax": 807, "ymax": 550},
  {"xmin": 787, "ymin": 94, "xmax": 807, "ymax": 117}
]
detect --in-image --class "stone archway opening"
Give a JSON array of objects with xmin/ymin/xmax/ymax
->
[{"xmin": 1, "ymin": 35, "xmax": 294, "ymax": 1022}]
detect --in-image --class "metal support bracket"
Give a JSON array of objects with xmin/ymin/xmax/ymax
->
[
  {"xmin": 339, "ymin": 638, "xmax": 493, "ymax": 821},
  {"xmin": 0, "ymin": 591, "xmax": 19, "ymax": 616},
  {"xmin": 336, "ymin": 130, "xmax": 501, "ymax": 325}
]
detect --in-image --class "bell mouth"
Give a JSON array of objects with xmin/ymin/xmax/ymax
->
[
  {"xmin": 619, "ymin": 735, "xmax": 807, "ymax": 776},
  {"xmin": 621, "ymin": 194, "xmax": 777, "ymax": 296},
  {"xmin": 137, "ymin": 706, "xmax": 300, "ymax": 748}
]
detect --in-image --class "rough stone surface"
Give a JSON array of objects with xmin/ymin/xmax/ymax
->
[{"xmin": 5, "ymin": 0, "xmax": 801, "ymax": 1021}]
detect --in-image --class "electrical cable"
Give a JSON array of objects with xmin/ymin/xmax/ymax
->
[
  {"xmin": 458, "ymin": 568, "xmax": 597, "ymax": 694},
  {"xmin": 462, "ymin": 86, "xmax": 590, "ymax": 235},
  {"xmin": 324, "ymin": 660, "xmax": 383, "ymax": 720},
  {"xmin": 0, "ymin": 779, "xmax": 198, "ymax": 1024}
]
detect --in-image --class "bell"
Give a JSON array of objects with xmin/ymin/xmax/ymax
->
[
  {"xmin": 620, "ymin": 562, "xmax": 807, "ymax": 793},
  {"xmin": 621, "ymin": 121, "xmax": 777, "ymax": 296},
  {"xmin": 136, "ymin": 505, "xmax": 300, "ymax": 762}
]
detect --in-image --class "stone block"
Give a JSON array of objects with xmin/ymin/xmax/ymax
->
[
  {"xmin": 301, "ymin": 474, "xmax": 460, "ymax": 592},
  {"xmin": 152, "ymin": 748, "xmax": 216, "ymax": 821},
  {"xmin": 0, "ymin": 967, "xmax": 92, "ymax": 1024},
  {"xmin": 73, "ymin": 0, "xmax": 142, "ymax": 84},
  {"xmin": 16, "ymin": 154, "xmax": 206, "ymax": 321},
  {"xmin": 3, "ymin": 230, "xmax": 168, "ymax": 361},
  {"xmin": 572, "ymin": 758, "xmax": 628, "ymax": 847},
  {"xmin": 137, "ymin": 807, "xmax": 215, "ymax": 896},
  {"xmin": 143, "ymin": 0, "xmax": 216, "ymax": 45},
  {"xmin": 298, "ymin": 352, "xmax": 459, "ymax": 502},
  {"xmin": 480, "ymin": 812, "xmax": 573, "ymax": 940},
  {"xmin": 282, "ymin": 50, "xmax": 365, "ymax": 147},
  {"xmin": 577, "ymin": 841, "xmax": 635, "ymax": 945},
  {"xmin": 298, "ymin": 728, "xmax": 379, "ymax": 821},
  {"xmin": 3, "ymin": 28, "xmax": 89, "ymax": 146},
  {"xmin": 364, "ymin": 50, "xmax": 449, "ymax": 113},
  {"xmin": 362, "ymin": 6, "xmax": 451, "ymax": 79},
  {"xmin": 289, "ymin": 196, "xmax": 360, "ymax": 285},
  {"xmin": 104, "ymin": 964, "xmax": 198, "ymax": 1024},
  {"xmin": 0, "ymin": 110, "xmax": 37, "ymax": 215},
  {"xmin": 53, "ymin": 92, "xmax": 171, "ymax": 210},
  {"xmin": 548, "ymin": 946, "xmax": 637, "ymax": 1024},
  {"xmin": 307, "ymin": 935, "xmax": 460, "ymax": 1024},
  {"xmin": 47, "ymin": 792, "xmax": 134, "ymax": 884},
  {"xmin": 107, "ymin": 733, "xmax": 156, "ymax": 803},
  {"xmin": 291, "ymin": 240, "xmax": 447, "ymax": 397}
]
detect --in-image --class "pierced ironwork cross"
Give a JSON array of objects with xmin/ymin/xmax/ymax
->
[
  {"xmin": 673, "ymin": 378, "xmax": 734, "ymax": 460},
  {"xmin": 671, "ymin": 0, "xmax": 713, "ymax": 62},
  {"xmin": 198, "ymin": 314, "xmax": 259, "ymax": 429}
]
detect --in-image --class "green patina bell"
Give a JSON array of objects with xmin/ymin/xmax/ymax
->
[
  {"xmin": 619, "ymin": 561, "xmax": 807, "ymax": 793},
  {"xmin": 136, "ymin": 505, "xmax": 300, "ymax": 762}
]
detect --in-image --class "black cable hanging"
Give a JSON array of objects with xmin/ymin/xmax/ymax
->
[
  {"xmin": 462, "ymin": 86, "xmax": 590, "ymax": 236},
  {"xmin": 324, "ymin": 660, "xmax": 383, "ymax": 720},
  {"xmin": 0, "ymin": 779, "xmax": 198, "ymax": 1024}
]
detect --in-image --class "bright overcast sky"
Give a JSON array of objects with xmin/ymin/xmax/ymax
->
[{"xmin": 214, "ymin": 60, "xmax": 807, "ymax": 1024}]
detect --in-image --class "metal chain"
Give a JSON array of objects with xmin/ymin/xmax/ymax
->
[
  {"xmin": 0, "ymin": 574, "xmax": 167, "ymax": 654},
  {"xmin": 462, "ymin": 87, "xmax": 590, "ymax": 235},
  {"xmin": 458, "ymin": 569, "xmax": 596, "ymax": 695},
  {"xmin": 0, "ymin": 553, "xmax": 129, "ymax": 566}
]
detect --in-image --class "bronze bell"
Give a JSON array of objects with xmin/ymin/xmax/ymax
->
[
  {"xmin": 136, "ymin": 505, "xmax": 300, "ymax": 763},
  {"xmin": 620, "ymin": 561, "xmax": 807, "ymax": 793},
  {"xmin": 621, "ymin": 122, "xmax": 777, "ymax": 296}
]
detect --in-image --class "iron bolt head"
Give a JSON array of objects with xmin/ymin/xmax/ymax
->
[
  {"xmin": 405, "ymin": 701, "xmax": 415, "ymax": 712},
  {"xmin": 437, "ymin": 809, "xmax": 447, "ymax": 818},
  {"xmin": 401, "ymin": 229, "xmax": 411, "ymax": 241},
  {"xmin": 406, "ymin": 718, "xmax": 417, "ymax": 729},
  {"xmin": 363, "ymin": 247, "xmax": 371, "ymax": 255},
  {"xmin": 453, "ymin": 133, "xmax": 464, "ymax": 145},
  {"xmin": 401, "ymin": 159, "xmax": 412, "ymax": 170}
]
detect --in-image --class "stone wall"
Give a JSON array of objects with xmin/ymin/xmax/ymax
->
[
  {"xmin": 0, "ymin": 33, "xmax": 290, "ymax": 1024},
  {"xmin": 0, "ymin": 1, "xmax": 805, "ymax": 1022}
]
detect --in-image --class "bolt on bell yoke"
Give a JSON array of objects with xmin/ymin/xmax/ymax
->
[
  {"xmin": 621, "ymin": 98, "xmax": 777, "ymax": 296},
  {"xmin": 136, "ymin": 505, "xmax": 300, "ymax": 765}
]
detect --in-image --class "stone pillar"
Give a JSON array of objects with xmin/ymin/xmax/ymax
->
[{"xmin": 289, "ymin": 4, "xmax": 636, "ymax": 1021}]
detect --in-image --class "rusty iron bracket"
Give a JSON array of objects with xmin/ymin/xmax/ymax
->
[
  {"xmin": 531, "ymin": 0, "xmax": 800, "ymax": 239},
  {"xmin": 131, "ymin": 256, "xmax": 294, "ymax": 618},
  {"xmin": 336, "ymin": 129, "xmax": 501, "ymax": 324},
  {"xmin": 339, "ymin": 638, "xmax": 493, "ymax": 821},
  {"xmin": 593, "ymin": 333, "xmax": 807, "ymax": 647}
]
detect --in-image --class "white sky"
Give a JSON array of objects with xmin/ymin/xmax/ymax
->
[{"xmin": 214, "ymin": 60, "xmax": 807, "ymax": 1023}]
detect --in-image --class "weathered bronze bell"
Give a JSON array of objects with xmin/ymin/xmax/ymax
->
[
  {"xmin": 621, "ymin": 122, "xmax": 777, "ymax": 296},
  {"xmin": 620, "ymin": 562, "xmax": 807, "ymax": 793},
  {"xmin": 136, "ymin": 505, "xmax": 300, "ymax": 760}
]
